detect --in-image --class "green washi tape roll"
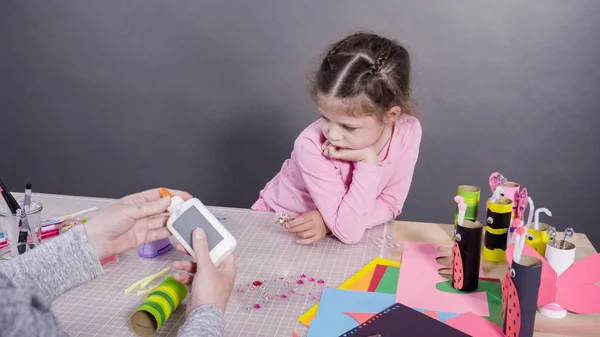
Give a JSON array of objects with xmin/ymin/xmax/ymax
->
[
  {"xmin": 454, "ymin": 185, "xmax": 481, "ymax": 234},
  {"xmin": 130, "ymin": 276, "xmax": 188, "ymax": 337}
]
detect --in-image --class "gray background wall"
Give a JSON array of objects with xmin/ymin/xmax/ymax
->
[{"xmin": 1, "ymin": 1, "xmax": 599, "ymax": 246}]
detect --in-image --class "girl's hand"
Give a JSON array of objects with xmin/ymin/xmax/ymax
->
[
  {"xmin": 172, "ymin": 229, "xmax": 237, "ymax": 315},
  {"xmin": 286, "ymin": 210, "xmax": 330, "ymax": 244},
  {"xmin": 322, "ymin": 140, "xmax": 379, "ymax": 165},
  {"xmin": 83, "ymin": 188, "xmax": 192, "ymax": 260}
]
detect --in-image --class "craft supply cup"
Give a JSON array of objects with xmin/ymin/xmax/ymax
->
[
  {"xmin": 538, "ymin": 241, "xmax": 576, "ymax": 319},
  {"xmin": 0, "ymin": 200, "xmax": 43, "ymax": 256}
]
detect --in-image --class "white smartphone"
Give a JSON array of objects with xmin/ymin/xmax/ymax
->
[{"xmin": 166, "ymin": 198, "xmax": 236, "ymax": 266}]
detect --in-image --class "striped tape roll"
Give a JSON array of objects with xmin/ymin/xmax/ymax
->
[
  {"xmin": 454, "ymin": 185, "xmax": 480, "ymax": 235},
  {"xmin": 130, "ymin": 276, "xmax": 188, "ymax": 337}
]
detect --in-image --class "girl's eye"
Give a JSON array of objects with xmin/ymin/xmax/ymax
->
[
  {"xmin": 320, "ymin": 115, "xmax": 329, "ymax": 121},
  {"xmin": 343, "ymin": 125, "xmax": 356, "ymax": 131}
]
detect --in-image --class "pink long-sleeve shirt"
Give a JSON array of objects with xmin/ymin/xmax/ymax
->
[{"xmin": 252, "ymin": 114, "xmax": 422, "ymax": 244}]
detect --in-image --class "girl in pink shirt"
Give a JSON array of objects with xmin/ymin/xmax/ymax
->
[{"xmin": 252, "ymin": 32, "xmax": 422, "ymax": 245}]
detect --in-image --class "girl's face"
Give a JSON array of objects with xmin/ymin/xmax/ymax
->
[{"xmin": 318, "ymin": 107, "xmax": 388, "ymax": 151}]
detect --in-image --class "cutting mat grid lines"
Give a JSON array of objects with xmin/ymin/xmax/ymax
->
[{"xmin": 19, "ymin": 194, "xmax": 389, "ymax": 337}]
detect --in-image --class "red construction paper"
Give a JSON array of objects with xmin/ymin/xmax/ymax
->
[
  {"xmin": 344, "ymin": 312, "xmax": 377, "ymax": 325},
  {"xmin": 368, "ymin": 265, "xmax": 387, "ymax": 292}
]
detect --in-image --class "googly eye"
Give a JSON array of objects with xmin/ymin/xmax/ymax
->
[
  {"xmin": 487, "ymin": 217, "xmax": 493, "ymax": 224},
  {"xmin": 455, "ymin": 233, "xmax": 461, "ymax": 242},
  {"xmin": 510, "ymin": 268, "xmax": 516, "ymax": 278},
  {"xmin": 527, "ymin": 234, "xmax": 535, "ymax": 241}
]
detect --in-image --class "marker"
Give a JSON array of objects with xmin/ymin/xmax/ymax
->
[
  {"xmin": 0, "ymin": 178, "xmax": 20, "ymax": 211},
  {"xmin": 23, "ymin": 183, "xmax": 32, "ymax": 209},
  {"xmin": 16, "ymin": 209, "xmax": 29, "ymax": 254}
]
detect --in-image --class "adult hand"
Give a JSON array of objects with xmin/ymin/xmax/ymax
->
[
  {"xmin": 173, "ymin": 229, "xmax": 237, "ymax": 315},
  {"xmin": 83, "ymin": 187, "xmax": 192, "ymax": 260},
  {"xmin": 286, "ymin": 209, "xmax": 329, "ymax": 244},
  {"xmin": 321, "ymin": 140, "xmax": 379, "ymax": 165}
]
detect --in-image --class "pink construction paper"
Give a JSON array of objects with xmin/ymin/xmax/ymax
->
[
  {"xmin": 555, "ymin": 253, "xmax": 600, "ymax": 314},
  {"xmin": 445, "ymin": 312, "xmax": 504, "ymax": 337},
  {"xmin": 396, "ymin": 242, "xmax": 490, "ymax": 316}
]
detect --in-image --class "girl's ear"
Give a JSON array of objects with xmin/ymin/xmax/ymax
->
[{"xmin": 384, "ymin": 106, "xmax": 401, "ymax": 124}]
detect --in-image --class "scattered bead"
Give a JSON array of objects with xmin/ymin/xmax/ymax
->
[
  {"xmin": 309, "ymin": 277, "xmax": 315, "ymax": 282},
  {"xmin": 253, "ymin": 280, "xmax": 263, "ymax": 286},
  {"xmin": 317, "ymin": 280, "xmax": 325, "ymax": 284},
  {"xmin": 297, "ymin": 280, "xmax": 304, "ymax": 284},
  {"xmin": 300, "ymin": 273, "xmax": 307, "ymax": 278},
  {"xmin": 280, "ymin": 295, "xmax": 287, "ymax": 299},
  {"xmin": 253, "ymin": 304, "xmax": 261, "ymax": 309}
]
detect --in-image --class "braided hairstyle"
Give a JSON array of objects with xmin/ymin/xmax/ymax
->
[{"xmin": 311, "ymin": 32, "xmax": 413, "ymax": 119}]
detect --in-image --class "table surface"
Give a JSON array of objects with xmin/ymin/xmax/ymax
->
[
  {"xmin": 392, "ymin": 221, "xmax": 600, "ymax": 337},
  {"xmin": 3, "ymin": 193, "xmax": 599, "ymax": 337}
]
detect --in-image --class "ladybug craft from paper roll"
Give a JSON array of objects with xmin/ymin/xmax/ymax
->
[{"xmin": 506, "ymin": 242, "xmax": 600, "ymax": 316}]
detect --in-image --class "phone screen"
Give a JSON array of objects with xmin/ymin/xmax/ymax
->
[{"xmin": 172, "ymin": 206, "xmax": 224, "ymax": 251}]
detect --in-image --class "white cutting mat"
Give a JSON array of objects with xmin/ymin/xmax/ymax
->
[{"xmin": 26, "ymin": 193, "xmax": 394, "ymax": 337}]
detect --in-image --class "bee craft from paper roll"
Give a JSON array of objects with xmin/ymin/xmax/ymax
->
[
  {"xmin": 483, "ymin": 198, "xmax": 513, "ymax": 262},
  {"xmin": 452, "ymin": 220, "xmax": 483, "ymax": 292},
  {"xmin": 453, "ymin": 185, "xmax": 480, "ymax": 235},
  {"xmin": 130, "ymin": 276, "xmax": 188, "ymax": 337},
  {"xmin": 502, "ymin": 256, "xmax": 542, "ymax": 337},
  {"xmin": 524, "ymin": 207, "xmax": 552, "ymax": 256}
]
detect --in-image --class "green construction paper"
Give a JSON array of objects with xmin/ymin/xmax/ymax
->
[
  {"xmin": 375, "ymin": 266, "xmax": 400, "ymax": 294},
  {"xmin": 436, "ymin": 276, "xmax": 502, "ymax": 326}
]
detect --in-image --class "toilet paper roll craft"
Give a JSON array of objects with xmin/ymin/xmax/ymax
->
[
  {"xmin": 483, "ymin": 186, "xmax": 512, "ymax": 262},
  {"xmin": 525, "ymin": 207, "xmax": 552, "ymax": 256}
]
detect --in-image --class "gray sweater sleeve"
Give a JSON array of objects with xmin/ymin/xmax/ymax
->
[
  {"xmin": 177, "ymin": 304, "xmax": 226, "ymax": 337},
  {"xmin": 0, "ymin": 225, "xmax": 104, "ymax": 336},
  {"xmin": 0, "ymin": 225, "xmax": 226, "ymax": 337}
]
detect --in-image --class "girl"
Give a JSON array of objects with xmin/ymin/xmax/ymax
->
[{"xmin": 252, "ymin": 32, "xmax": 422, "ymax": 245}]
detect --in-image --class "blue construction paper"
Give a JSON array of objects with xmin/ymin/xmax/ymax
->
[{"xmin": 306, "ymin": 288, "xmax": 396, "ymax": 337}]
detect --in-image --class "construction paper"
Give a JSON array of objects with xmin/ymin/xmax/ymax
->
[
  {"xmin": 374, "ymin": 266, "xmax": 399, "ymax": 294},
  {"xmin": 348, "ymin": 265, "xmax": 376, "ymax": 291},
  {"xmin": 339, "ymin": 303, "xmax": 470, "ymax": 337},
  {"xmin": 396, "ymin": 242, "xmax": 489, "ymax": 316},
  {"xmin": 445, "ymin": 312, "xmax": 504, "ymax": 337},
  {"xmin": 368, "ymin": 264, "xmax": 387, "ymax": 292},
  {"xmin": 422, "ymin": 311, "xmax": 438, "ymax": 320},
  {"xmin": 344, "ymin": 312, "xmax": 377, "ymax": 324},
  {"xmin": 306, "ymin": 288, "xmax": 396, "ymax": 337},
  {"xmin": 554, "ymin": 252, "xmax": 600, "ymax": 314},
  {"xmin": 436, "ymin": 275, "xmax": 503, "ymax": 326},
  {"xmin": 502, "ymin": 256, "xmax": 541, "ymax": 337},
  {"xmin": 299, "ymin": 257, "xmax": 399, "ymax": 326}
]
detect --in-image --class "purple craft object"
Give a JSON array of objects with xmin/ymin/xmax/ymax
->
[{"xmin": 138, "ymin": 238, "xmax": 173, "ymax": 258}]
